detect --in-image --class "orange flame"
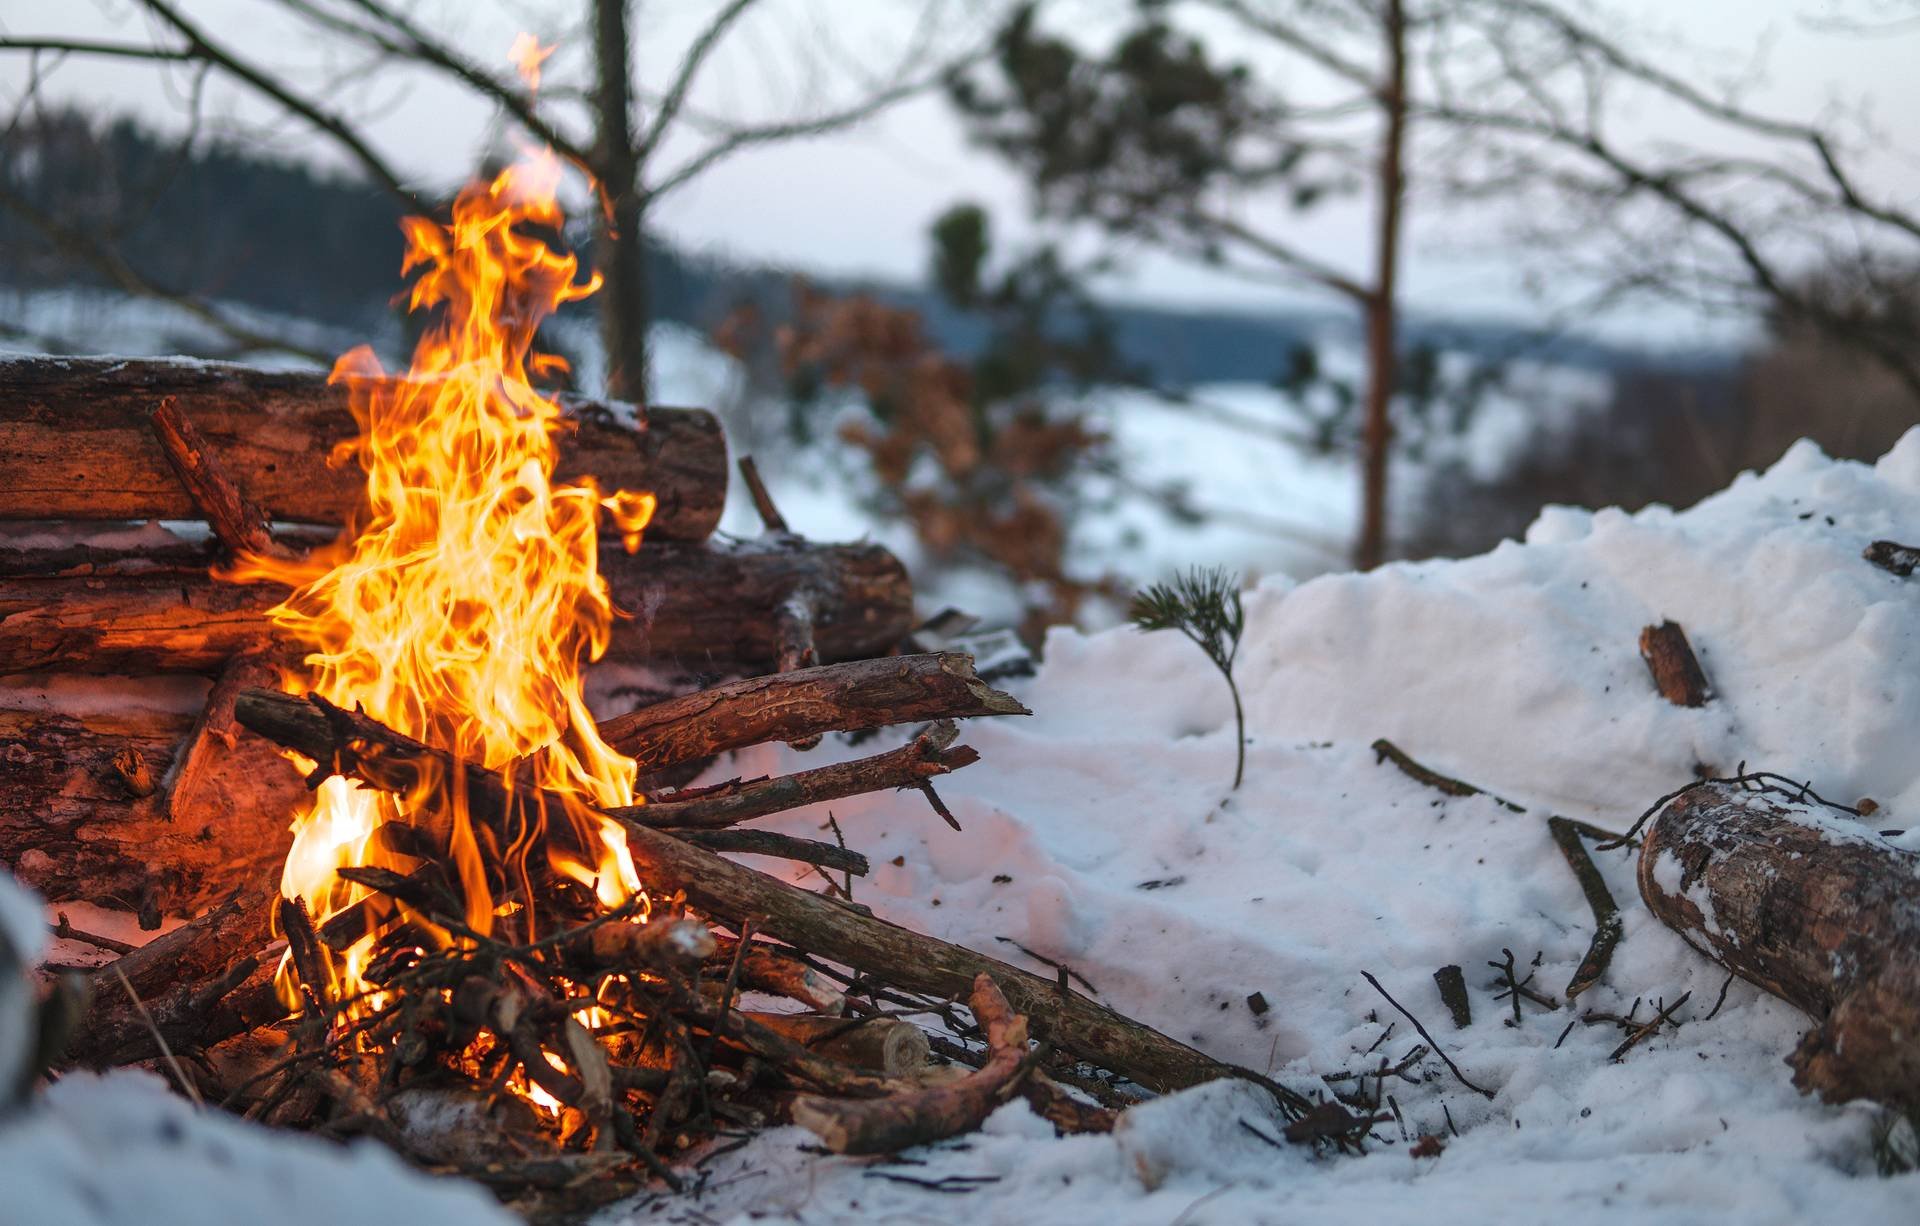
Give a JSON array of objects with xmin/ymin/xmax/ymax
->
[
  {"xmin": 509, "ymin": 33, "xmax": 556, "ymax": 91},
  {"xmin": 234, "ymin": 148, "xmax": 654, "ymax": 1008}
]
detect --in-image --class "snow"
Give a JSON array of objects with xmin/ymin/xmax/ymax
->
[{"xmin": 592, "ymin": 430, "xmax": 1920, "ymax": 1223}]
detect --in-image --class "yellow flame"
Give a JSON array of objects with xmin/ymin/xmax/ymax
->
[
  {"xmin": 234, "ymin": 148, "xmax": 654, "ymax": 1009},
  {"xmin": 509, "ymin": 33, "xmax": 556, "ymax": 91}
]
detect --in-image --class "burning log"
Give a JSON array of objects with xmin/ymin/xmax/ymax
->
[
  {"xmin": 600, "ymin": 653, "xmax": 1028, "ymax": 772},
  {"xmin": 0, "ymin": 703, "xmax": 304, "ymax": 915},
  {"xmin": 0, "ymin": 356, "xmax": 726, "ymax": 541},
  {"xmin": 0, "ymin": 537, "xmax": 911, "ymax": 674},
  {"xmin": 1638, "ymin": 779, "xmax": 1920, "ymax": 1110}
]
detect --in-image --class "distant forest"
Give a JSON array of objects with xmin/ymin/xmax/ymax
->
[{"xmin": 0, "ymin": 109, "xmax": 1706, "ymax": 387}]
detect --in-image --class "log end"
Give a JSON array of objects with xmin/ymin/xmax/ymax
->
[{"xmin": 935, "ymin": 652, "xmax": 1031, "ymax": 717}]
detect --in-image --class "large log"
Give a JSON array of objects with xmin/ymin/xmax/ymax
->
[
  {"xmin": 1638, "ymin": 780, "xmax": 1920, "ymax": 1110},
  {"xmin": 0, "ymin": 704, "xmax": 303, "ymax": 915},
  {"xmin": 0, "ymin": 356, "xmax": 725, "ymax": 540},
  {"xmin": 0, "ymin": 537, "xmax": 912, "ymax": 674}
]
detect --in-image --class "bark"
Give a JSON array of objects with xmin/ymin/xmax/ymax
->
[
  {"xmin": 0, "ymin": 705, "xmax": 302, "ymax": 915},
  {"xmin": 1354, "ymin": 0, "xmax": 1407, "ymax": 572},
  {"xmin": 1639, "ymin": 620, "xmax": 1712, "ymax": 707},
  {"xmin": 0, "ymin": 537, "xmax": 912, "ymax": 674},
  {"xmin": 739, "ymin": 1013, "xmax": 930, "ymax": 1076},
  {"xmin": 148, "ymin": 396, "xmax": 280, "ymax": 558},
  {"xmin": 0, "ymin": 356, "xmax": 723, "ymax": 540},
  {"xmin": 1638, "ymin": 780, "xmax": 1920, "ymax": 1109},
  {"xmin": 599, "ymin": 653, "xmax": 1028, "ymax": 773}
]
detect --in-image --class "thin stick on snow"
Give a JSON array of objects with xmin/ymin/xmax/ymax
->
[
  {"xmin": 1360, "ymin": 970, "xmax": 1495, "ymax": 1100},
  {"xmin": 112, "ymin": 966, "xmax": 203, "ymax": 1108}
]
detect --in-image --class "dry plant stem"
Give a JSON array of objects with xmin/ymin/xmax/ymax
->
[
  {"xmin": 599, "ymin": 653, "xmax": 1029, "ymax": 772},
  {"xmin": 612, "ymin": 722, "xmax": 976, "ymax": 830},
  {"xmin": 147, "ymin": 394, "xmax": 283, "ymax": 558},
  {"xmin": 0, "ymin": 355, "xmax": 726, "ymax": 540},
  {"xmin": 1360, "ymin": 971, "xmax": 1496, "ymax": 1099},
  {"xmin": 789, "ymin": 973, "xmax": 1032, "ymax": 1154},
  {"xmin": 1638, "ymin": 780, "xmax": 1920, "ymax": 1109},
  {"xmin": 1548, "ymin": 816, "xmax": 1624, "ymax": 1000},
  {"xmin": 1639, "ymin": 621, "xmax": 1711, "ymax": 706},
  {"xmin": 0, "ymin": 538, "xmax": 911, "ymax": 674}
]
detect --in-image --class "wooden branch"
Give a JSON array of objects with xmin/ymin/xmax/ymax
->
[
  {"xmin": 676, "ymin": 829, "xmax": 869, "ymax": 876},
  {"xmin": 0, "ymin": 356, "xmax": 725, "ymax": 541},
  {"xmin": 1548, "ymin": 816, "xmax": 1623, "ymax": 1001},
  {"xmin": 600, "ymin": 654, "xmax": 1027, "ymax": 772},
  {"xmin": 738, "ymin": 1013, "xmax": 929, "ymax": 1076},
  {"xmin": 1638, "ymin": 780, "xmax": 1920, "ymax": 1109},
  {"xmin": 0, "ymin": 537, "xmax": 911, "ymax": 674},
  {"xmin": 1639, "ymin": 621, "xmax": 1711, "ymax": 706},
  {"xmin": 1865, "ymin": 539, "xmax": 1920, "ymax": 578},
  {"xmin": 147, "ymin": 395, "xmax": 281, "ymax": 558},
  {"xmin": 0, "ymin": 705, "xmax": 302, "ymax": 915},
  {"xmin": 790, "ymin": 973, "xmax": 1030, "ymax": 1154},
  {"xmin": 237, "ymin": 695, "xmax": 1250, "ymax": 1098},
  {"xmin": 616, "ymin": 723, "xmax": 976, "ymax": 830}
]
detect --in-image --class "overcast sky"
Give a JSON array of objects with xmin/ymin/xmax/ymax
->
[{"xmin": 8, "ymin": 0, "xmax": 1920, "ymax": 344}]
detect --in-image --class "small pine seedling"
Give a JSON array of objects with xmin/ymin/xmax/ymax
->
[{"xmin": 1130, "ymin": 566, "xmax": 1247, "ymax": 790}]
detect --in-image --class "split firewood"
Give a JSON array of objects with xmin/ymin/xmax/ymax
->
[
  {"xmin": 0, "ymin": 537, "xmax": 911, "ymax": 674},
  {"xmin": 789, "ymin": 973, "xmax": 1032, "ymax": 1154},
  {"xmin": 612, "ymin": 722, "xmax": 977, "ymax": 830},
  {"xmin": 599, "ymin": 653, "xmax": 1028, "ymax": 773},
  {"xmin": 234, "ymin": 690, "xmax": 1276, "ymax": 1101},
  {"xmin": 1639, "ymin": 620, "xmax": 1712, "ymax": 707},
  {"xmin": 1638, "ymin": 778, "xmax": 1920, "ymax": 1109},
  {"xmin": 0, "ymin": 705, "xmax": 303, "ymax": 915},
  {"xmin": 0, "ymin": 355, "xmax": 726, "ymax": 540}
]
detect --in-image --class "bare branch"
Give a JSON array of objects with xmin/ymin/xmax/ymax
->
[{"xmin": 637, "ymin": 0, "xmax": 762, "ymax": 158}]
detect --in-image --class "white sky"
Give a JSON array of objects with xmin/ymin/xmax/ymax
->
[{"xmin": 6, "ymin": 0, "xmax": 1920, "ymax": 344}]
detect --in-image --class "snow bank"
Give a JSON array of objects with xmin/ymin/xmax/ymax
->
[{"xmin": 619, "ymin": 433, "xmax": 1920, "ymax": 1224}]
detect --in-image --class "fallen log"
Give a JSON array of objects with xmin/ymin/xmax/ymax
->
[
  {"xmin": 599, "ymin": 653, "xmax": 1028, "ymax": 772},
  {"xmin": 236, "ymin": 690, "xmax": 1275, "ymax": 1101},
  {"xmin": 0, "ymin": 537, "xmax": 912, "ymax": 674},
  {"xmin": 0, "ymin": 705, "xmax": 303, "ymax": 915},
  {"xmin": 1638, "ymin": 779, "xmax": 1920, "ymax": 1110},
  {"xmin": 0, "ymin": 355, "xmax": 726, "ymax": 540}
]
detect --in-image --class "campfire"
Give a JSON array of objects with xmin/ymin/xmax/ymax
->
[{"xmin": 3, "ymin": 80, "xmax": 1325, "ymax": 1217}]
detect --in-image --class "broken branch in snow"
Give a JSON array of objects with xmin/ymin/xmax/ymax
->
[
  {"xmin": 1369, "ymin": 739, "xmax": 1523, "ymax": 811},
  {"xmin": 1548, "ymin": 816, "xmax": 1624, "ymax": 1000},
  {"xmin": 1432, "ymin": 965, "xmax": 1471, "ymax": 1029},
  {"xmin": 1639, "ymin": 620, "xmax": 1712, "ymax": 707},
  {"xmin": 1864, "ymin": 539, "xmax": 1920, "ymax": 577},
  {"xmin": 1360, "ymin": 970, "xmax": 1496, "ymax": 1100}
]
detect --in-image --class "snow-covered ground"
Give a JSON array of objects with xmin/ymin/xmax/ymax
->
[{"xmin": 590, "ymin": 430, "xmax": 1920, "ymax": 1223}]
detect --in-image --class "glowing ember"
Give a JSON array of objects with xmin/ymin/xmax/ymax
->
[{"xmin": 233, "ymin": 138, "xmax": 654, "ymax": 1011}]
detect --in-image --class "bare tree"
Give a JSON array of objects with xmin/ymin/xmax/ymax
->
[{"xmin": 1, "ymin": 0, "xmax": 991, "ymax": 396}]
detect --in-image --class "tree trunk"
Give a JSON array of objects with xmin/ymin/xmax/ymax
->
[
  {"xmin": 1638, "ymin": 780, "xmax": 1920, "ymax": 1110},
  {"xmin": 1355, "ymin": 0, "xmax": 1407, "ymax": 572},
  {"xmin": 0, "ymin": 537, "xmax": 911, "ymax": 674},
  {"xmin": 592, "ymin": 0, "xmax": 650, "ymax": 401},
  {"xmin": 0, "ymin": 357, "xmax": 723, "ymax": 539}
]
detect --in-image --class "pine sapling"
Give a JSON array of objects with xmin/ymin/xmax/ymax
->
[{"xmin": 1130, "ymin": 566, "xmax": 1247, "ymax": 790}]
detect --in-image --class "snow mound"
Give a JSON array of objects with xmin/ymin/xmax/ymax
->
[{"xmin": 623, "ymin": 433, "xmax": 1920, "ymax": 1224}]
